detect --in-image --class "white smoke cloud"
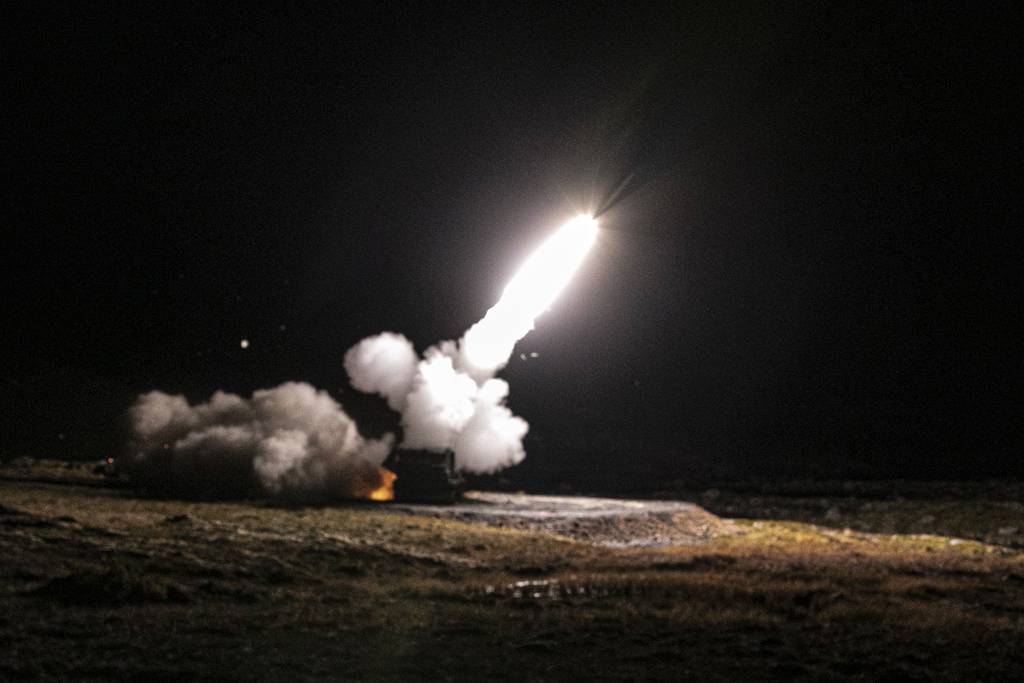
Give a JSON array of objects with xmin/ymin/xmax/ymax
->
[
  {"xmin": 126, "ymin": 382, "xmax": 393, "ymax": 500},
  {"xmin": 343, "ymin": 332, "xmax": 418, "ymax": 411},
  {"xmin": 401, "ymin": 348, "xmax": 477, "ymax": 450},
  {"xmin": 453, "ymin": 378, "xmax": 528, "ymax": 473},
  {"xmin": 345, "ymin": 333, "xmax": 528, "ymax": 474}
]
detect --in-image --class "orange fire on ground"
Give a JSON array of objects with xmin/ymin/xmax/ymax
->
[{"xmin": 367, "ymin": 467, "xmax": 397, "ymax": 502}]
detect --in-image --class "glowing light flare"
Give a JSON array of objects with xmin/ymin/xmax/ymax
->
[
  {"xmin": 462, "ymin": 215, "xmax": 598, "ymax": 371},
  {"xmin": 367, "ymin": 467, "xmax": 397, "ymax": 501},
  {"xmin": 500, "ymin": 214, "xmax": 598, "ymax": 317}
]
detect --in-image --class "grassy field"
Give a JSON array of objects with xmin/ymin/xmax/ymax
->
[{"xmin": 2, "ymin": 460, "xmax": 1023, "ymax": 681}]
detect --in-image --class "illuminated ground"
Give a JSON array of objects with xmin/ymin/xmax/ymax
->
[
  {"xmin": 2, "ymin": 460, "xmax": 1022, "ymax": 681},
  {"xmin": 388, "ymin": 492, "xmax": 732, "ymax": 547}
]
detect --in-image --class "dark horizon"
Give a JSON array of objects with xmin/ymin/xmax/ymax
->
[{"xmin": 4, "ymin": 3, "xmax": 1020, "ymax": 482}]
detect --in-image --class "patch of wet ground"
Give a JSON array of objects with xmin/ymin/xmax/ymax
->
[{"xmin": 386, "ymin": 491, "xmax": 736, "ymax": 546}]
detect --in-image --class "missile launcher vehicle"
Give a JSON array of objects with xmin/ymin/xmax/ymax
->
[{"xmin": 390, "ymin": 449, "xmax": 463, "ymax": 504}]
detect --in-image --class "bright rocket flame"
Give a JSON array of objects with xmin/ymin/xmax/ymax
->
[
  {"xmin": 462, "ymin": 215, "xmax": 598, "ymax": 372},
  {"xmin": 502, "ymin": 214, "xmax": 599, "ymax": 315}
]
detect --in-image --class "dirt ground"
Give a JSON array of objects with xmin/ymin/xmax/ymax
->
[{"xmin": 2, "ymin": 459, "xmax": 1023, "ymax": 681}]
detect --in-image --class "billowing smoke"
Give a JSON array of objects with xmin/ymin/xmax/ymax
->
[
  {"xmin": 342, "ymin": 331, "xmax": 418, "ymax": 411},
  {"xmin": 126, "ymin": 382, "xmax": 393, "ymax": 500},
  {"xmin": 345, "ymin": 335, "xmax": 528, "ymax": 474},
  {"xmin": 126, "ymin": 215, "xmax": 597, "ymax": 497}
]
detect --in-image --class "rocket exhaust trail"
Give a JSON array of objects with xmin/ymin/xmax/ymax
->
[
  {"xmin": 460, "ymin": 214, "xmax": 598, "ymax": 374},
  {"xmin": 346, "ymin": 214, "xmax": 600, "ymax": 474}
]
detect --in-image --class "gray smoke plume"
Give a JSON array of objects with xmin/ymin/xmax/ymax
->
[{"xmin": 126, "ymin": 382, "xmax": 393, "ymax": 500}]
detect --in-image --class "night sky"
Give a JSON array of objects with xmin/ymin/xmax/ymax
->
[{"xmin": 4, "ymin": 3, "xmax": 1020, "ymax": 483}]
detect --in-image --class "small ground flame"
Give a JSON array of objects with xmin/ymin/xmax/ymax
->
[{"xmin": 368, "ymin": 468, "xmax": 397, "ymax": 501}]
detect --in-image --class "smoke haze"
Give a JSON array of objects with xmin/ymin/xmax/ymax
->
[{"xmin": 126, "ymin": 382, "xmax": 393, "ymax": 500}]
